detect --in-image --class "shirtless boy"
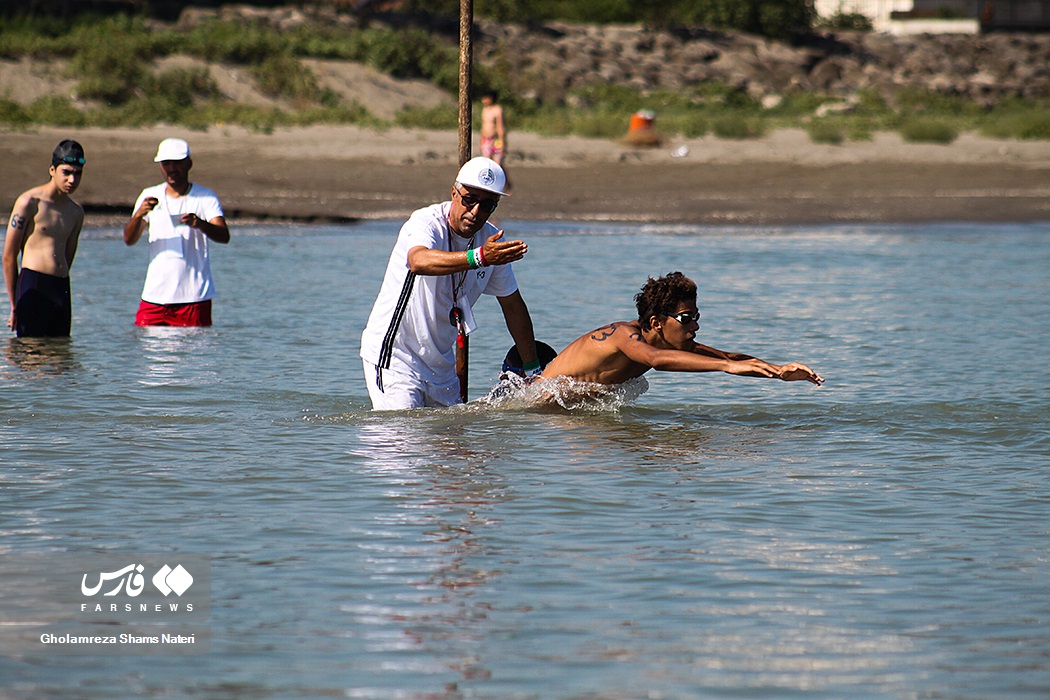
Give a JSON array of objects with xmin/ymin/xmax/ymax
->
[
  {"xmin": 3, "ymin": 140, "xmax": 86, "ymax": 337},
  {"xmin": 480, "ymin": 91, "xmax": 511, "ymax": 192},
  {"xmin": 541, "ymin": 272, "xmax": 823, "ymax": 387},
  {"xmin": 480, "ymin": 91, "xmax": 507, "ymax": 163}
]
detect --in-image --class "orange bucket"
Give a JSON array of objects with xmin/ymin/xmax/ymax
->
[{"xmin": 629, "ymin": 110, "xmax": 655, "ymax": 132}]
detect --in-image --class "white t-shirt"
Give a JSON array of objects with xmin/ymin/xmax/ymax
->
[
  {"xmin": 360, "ymin": 202, "xmax": 519, "ymax": 384},
  {"xmin": 133, "ymin": 183, "xmax": 224, "ymax": 305}
]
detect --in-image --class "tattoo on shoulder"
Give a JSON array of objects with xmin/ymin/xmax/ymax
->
[
  {"xmin": 10, "ymin": 214, "xmax": 26, "ymax": 230},
  {"xmin": 590, "ymin": 323, "xmax": 619, "ymax": 342}
]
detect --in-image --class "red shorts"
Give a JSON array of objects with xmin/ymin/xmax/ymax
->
[{"xmin": 135, "ymin": 299, "xmax": 212, "ymax": 327}]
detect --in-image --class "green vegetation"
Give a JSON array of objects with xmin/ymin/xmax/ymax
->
[
  {"xmin": 979, "ymin": 100, "xmax": 1050, "ymax": 140},
  {"xmin": 900, "ymin": 118, "xmax": 959, "ymax": 144},
  {"xmin": 0, "ymin": 97, "xmax": 33, "ymax": 127},
  {"xmin": 710, "ymin": 115, "xmax": 767, "ymax": 140},
  {"xmin": 815, "ymin": 9, "xmax": 875, "ymax": 31},
  {"xmin": 805, "ymin": 120, "xmax": 846, "ymax": 145},
  {"xmin": 0, "ymin": 12, "xmax": 1047, "ymax": 143},
  {"xmin": 250, "ymin": 53, "xmax": 327, "ymax": 104},
  {"xmin": 395, "ymin": 104, "xmax": 459, "ymax": 131}
]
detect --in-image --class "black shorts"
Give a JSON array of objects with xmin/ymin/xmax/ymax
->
[{"xmin": 15, "ymin": 268, "xmax": 72, "ymax": 337}]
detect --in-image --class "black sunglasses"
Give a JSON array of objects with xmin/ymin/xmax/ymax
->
[
  {"xmin": 455, "ymin": 186, "xmax": 499, "ymax": 214},
  {"xmin": 668, "ymin": 310, "xmax": 701, "ymax": 325}
]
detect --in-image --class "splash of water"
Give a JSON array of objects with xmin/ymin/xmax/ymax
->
[{"xmin": 476, "ymin": 374, "xmax": 649, "ymax": 412}]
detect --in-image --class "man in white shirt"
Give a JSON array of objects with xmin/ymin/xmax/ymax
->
[
  {"xmin": 360, "ymin": 157, "xmax": 539, "ymax": 409},
  {"xmin": 123, "ymin": 138, "xmax": 230, "ymax": 326}
]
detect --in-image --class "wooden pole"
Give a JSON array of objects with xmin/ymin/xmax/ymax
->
[
  {"xmin": 458, "ymin": 0, "xmax": 474, "ymax": 168},
  {"xmin": 455, "ymin": 0, "xmax": 473, "ymax": 403}
]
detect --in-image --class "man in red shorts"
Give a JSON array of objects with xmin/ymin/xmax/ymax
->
[{"xmin": 123, "ymin": 138, "xmax": 230, "ymax": 326}]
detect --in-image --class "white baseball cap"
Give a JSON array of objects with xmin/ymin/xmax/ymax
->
[
  {"xmin": 455, "ymin": 156, "xmax": 509, "ymax": 196},
  {"xmin": 154, "ymin": 138, "xmax": 191, "ymax": 162}
]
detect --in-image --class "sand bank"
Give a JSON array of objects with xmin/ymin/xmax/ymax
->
[{"xmin": 2, "ymin": 125, "xmax": 1049, "ymax": 226}]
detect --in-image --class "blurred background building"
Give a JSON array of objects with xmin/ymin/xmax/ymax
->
[{"xmin": 813, "ymin": 0, "xmax": 1049, "ymax": 32}]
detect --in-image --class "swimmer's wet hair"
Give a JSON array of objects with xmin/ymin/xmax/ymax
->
[{"xmin": 635, "ymin": 271, "xmax": 697, "ymax": 330}]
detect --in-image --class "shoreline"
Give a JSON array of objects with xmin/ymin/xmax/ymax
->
[{"xmin": 3, "ymin": 125, "xmax": 1050, "ymax": 226}]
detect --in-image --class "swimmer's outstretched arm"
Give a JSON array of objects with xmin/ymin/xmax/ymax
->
[
  {"xmin": 690, "ymin": 342, "xmax": 823, "ymax": 385},
  {"xmin": 637, "ymin": 340, "xmax": 823, "ymax": 385}
]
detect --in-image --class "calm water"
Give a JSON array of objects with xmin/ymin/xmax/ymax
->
[{"xmin": 1, "ymin": 220, "xmax": 1048, "ymax": 699}]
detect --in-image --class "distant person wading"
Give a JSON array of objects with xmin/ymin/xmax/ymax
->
[
  {"xmin": 123, "ymin": 138, "xmax": 230, "ymax": 327},
  {"xmin": 3, "ymin": 140, "xmax": 86, "ymax": 338}
]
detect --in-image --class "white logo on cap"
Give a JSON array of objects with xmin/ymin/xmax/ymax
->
[{"xmin": 479, "ymin": 168, "xmax": 495, "ymax": 187}]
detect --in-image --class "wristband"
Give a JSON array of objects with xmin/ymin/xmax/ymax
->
[
  {"xmin": 476, "ymin": 245, "xmax": 487, "ymax": 267},
  {"xmin": 522, "ymin": 359, "xmax": 542, "ymax": 377},
  {"xmin": 467, "ymin": 247, "xmax": 486, "ymax": 269}
]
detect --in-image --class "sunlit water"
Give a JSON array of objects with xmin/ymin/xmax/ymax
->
[{"xmin": 1, "ymin": 220, "xmax": 1048, "ymax": 698}]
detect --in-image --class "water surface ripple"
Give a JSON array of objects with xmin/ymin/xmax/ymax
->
[{"xmin": 1, "ymin": 221, "xmax": 1048, "ymax": 699}]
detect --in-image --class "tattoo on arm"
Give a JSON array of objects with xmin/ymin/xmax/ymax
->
[{"xmin": 10, "ymin": 214, "xmax": 26, "ymax": 230}]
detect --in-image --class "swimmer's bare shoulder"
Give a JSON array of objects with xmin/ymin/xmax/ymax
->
[
  {"xmin": 541, "ymin": 320, "xmax": 650, "ymax": 385},
  {"xmin": 5, "ymin": 189, "xmax": 42, "ymax": 257}
]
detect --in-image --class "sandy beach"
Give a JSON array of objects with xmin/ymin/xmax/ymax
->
[{"xmin": 3, "ymin": 124, "xmax": 1050, "ymax": 226}]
